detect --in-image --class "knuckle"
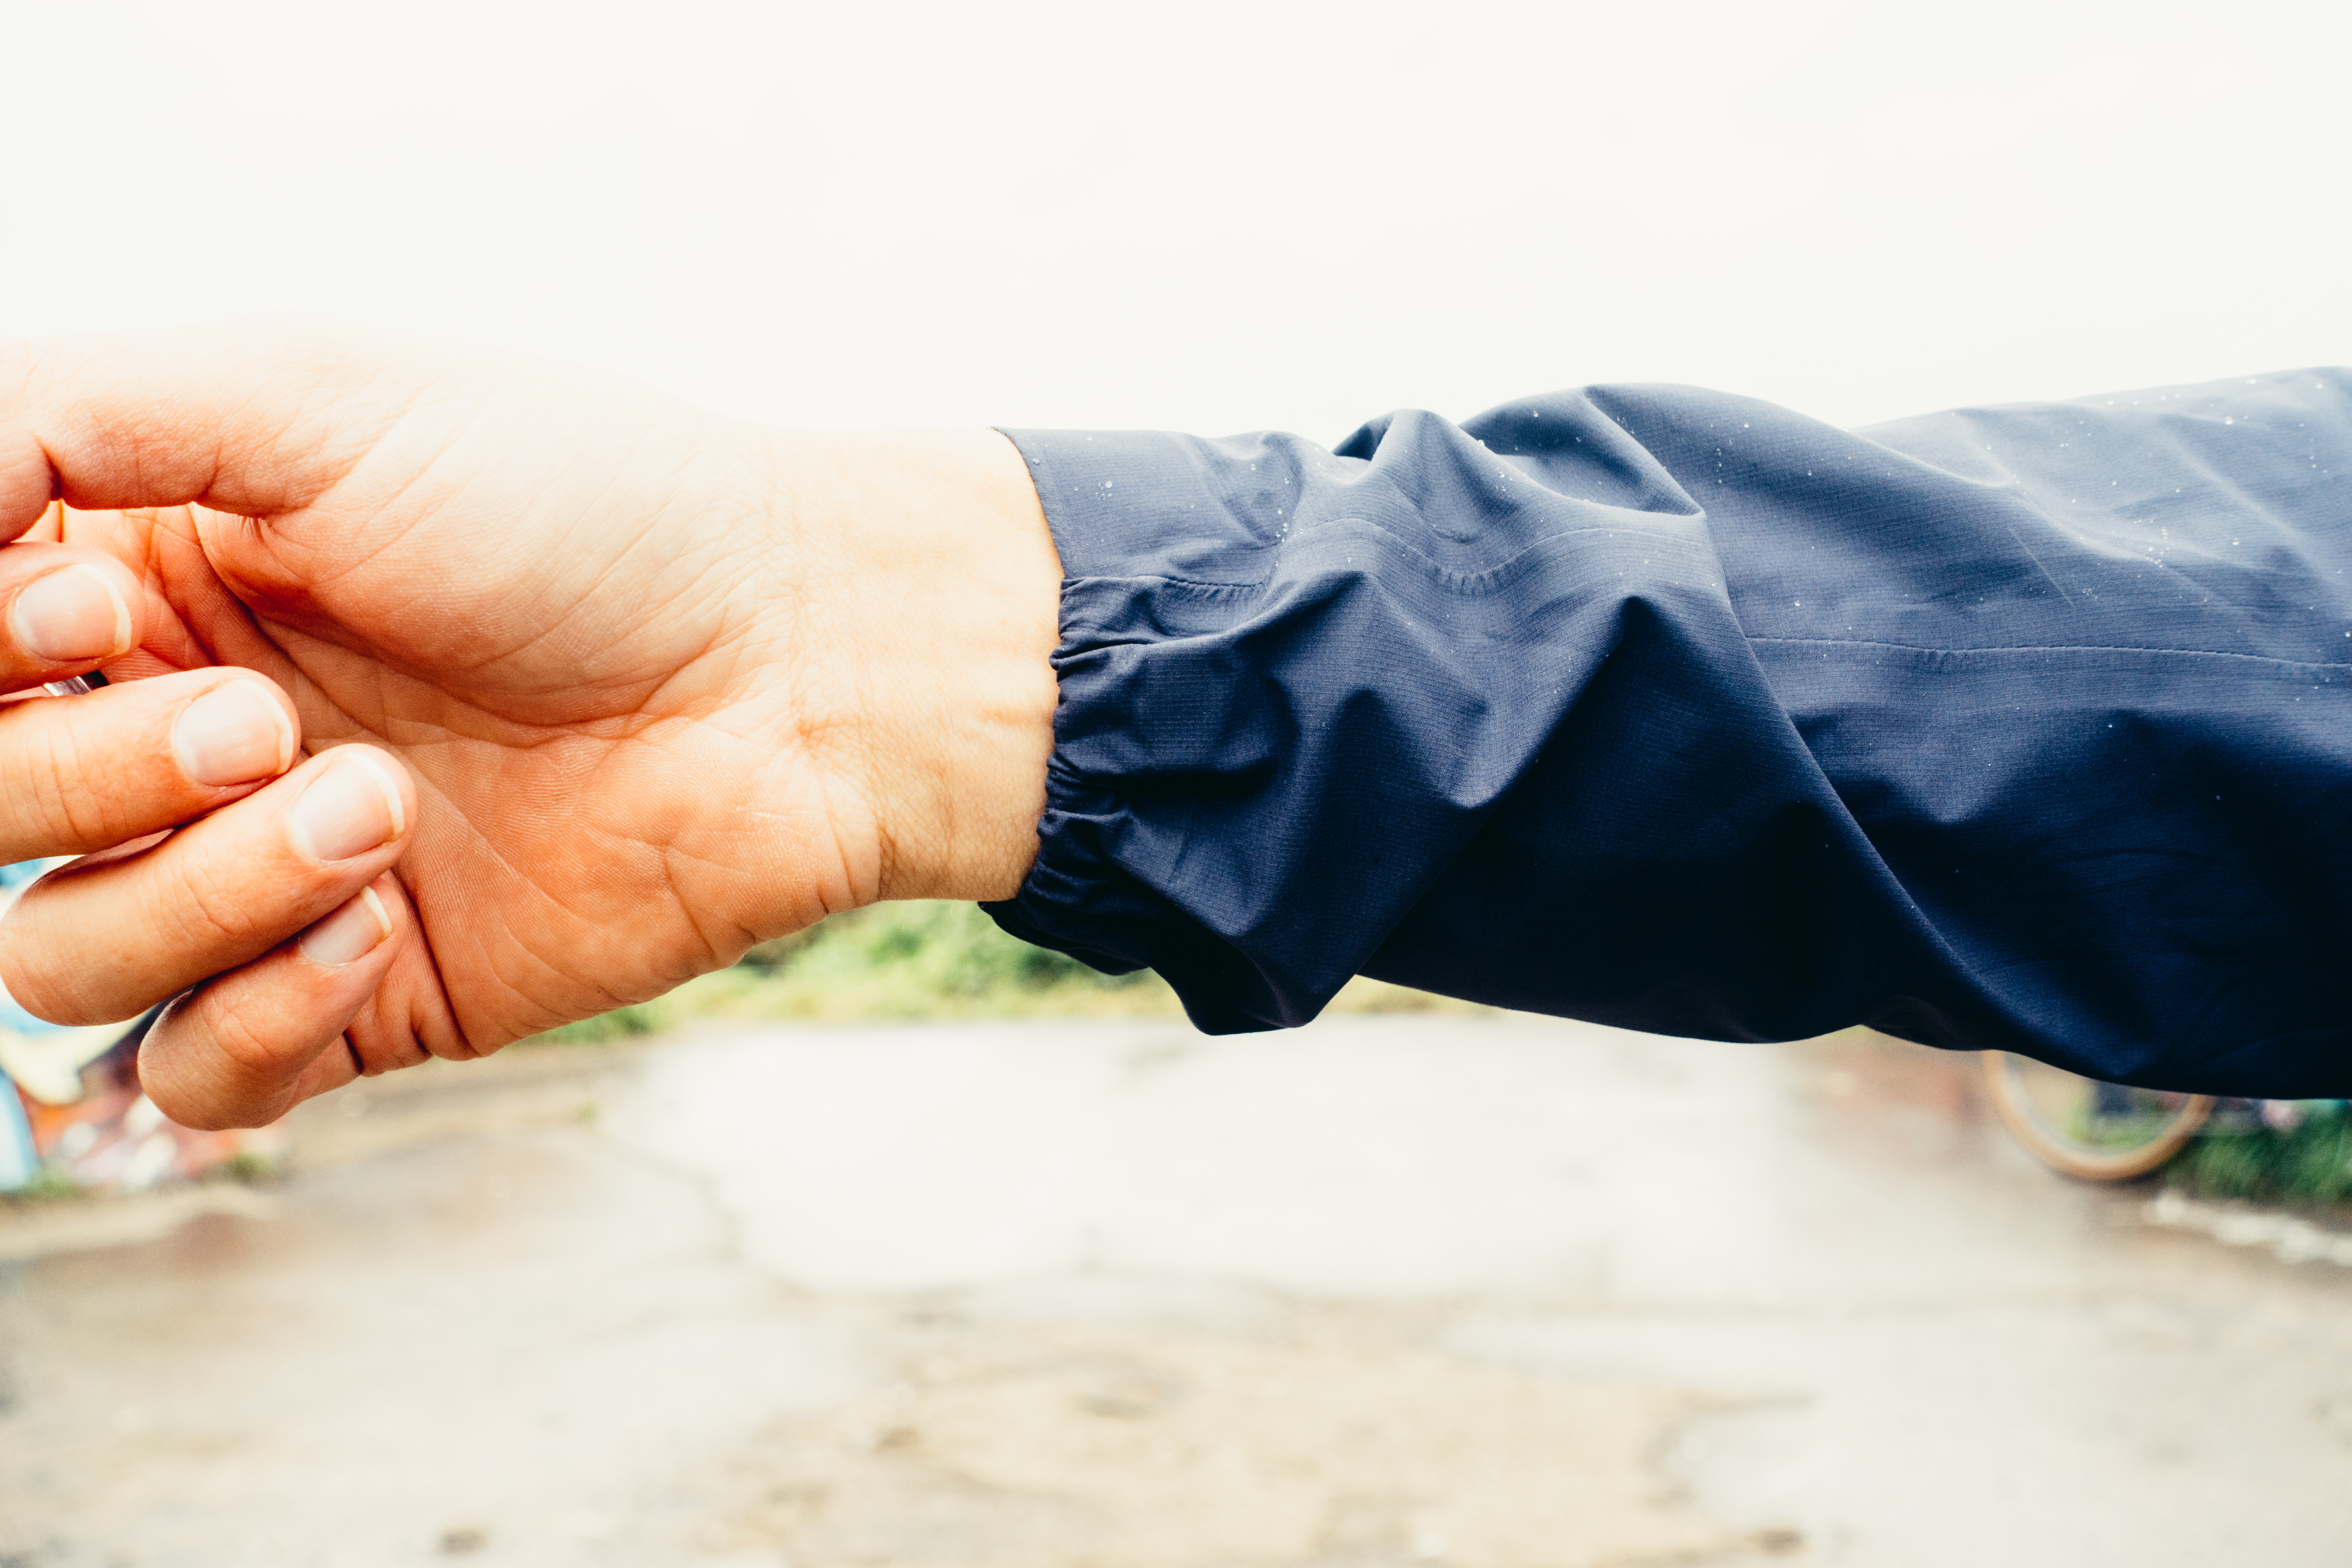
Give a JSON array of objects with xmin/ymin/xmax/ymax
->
[
  {"xmin": 136, "ymin": 1060, "xmax": 214, "ymax": 1132},
  {"xmin": 203, "ymin": 991, "xmax": 286, "ymax": 1077},
  {"xmin": 135, "ymin": 1006, "xmax": 216, "ymax": 1130},
  {"xmin": 346, "ymin": 1026, "xmax": 423, "ymax": 1078},
  {"xmin": 0, "ymin": 715, "xmax": 80, "ymax": 856},
  {"xmin": 32, "ymin": 718, "xmax": 104, "ymax": 848},
  {"xmin": 141, "ymin": 995, "xmax": 296, "ymax": 1134},
  {"xmin": 163, "ymin": 848, "xmax": 278, "ymax": 953},
  {"xmin": 0, "ymin": 901, "xmax": 92, "ymax": 1025},
  {"xmin": 342, "ymin": 996, "xmax": 413, "ymax": 1077}
]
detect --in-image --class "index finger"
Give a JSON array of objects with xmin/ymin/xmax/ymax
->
[{"xmin": 0, "ymin": 321, "xmax": 438, "ymax": 533}]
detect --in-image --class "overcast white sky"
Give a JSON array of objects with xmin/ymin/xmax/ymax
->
[{"xmin": 6, "ymin": 0, "xmax": 2347, "ymax": 439}]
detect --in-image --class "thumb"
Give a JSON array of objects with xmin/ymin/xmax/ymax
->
[{"xmin": 0, "ymin": 319, "xmax": 436, "ymax": 535}]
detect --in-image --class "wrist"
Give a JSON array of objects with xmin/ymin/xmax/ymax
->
[{"xmin": 763, "ymin": 427, "xmax": 1063, "ymax": 911}]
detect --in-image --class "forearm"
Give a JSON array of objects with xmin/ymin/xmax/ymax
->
[{"xmin": 984, "ymin": 371, "xmax": 2352, "ymax": 1096}]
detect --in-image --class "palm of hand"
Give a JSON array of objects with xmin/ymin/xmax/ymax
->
[{"xmin": 84, "ymin": 374, "xmax": 857, "ymax": 1056}]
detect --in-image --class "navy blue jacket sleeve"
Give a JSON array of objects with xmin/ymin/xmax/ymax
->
[{"xmin": 983, "ymin": 370, "xmax": 2352, "ymax": 1097}]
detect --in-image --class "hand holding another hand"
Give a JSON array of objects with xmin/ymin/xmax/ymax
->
[{"xmin": 0, "ymin": 323, "xmax": 1062, "ymax": 1129}]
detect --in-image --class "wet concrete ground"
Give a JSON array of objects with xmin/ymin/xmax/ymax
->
[{"xmin": 3, "ymin": 1014, "xmax": 2349, "ymax": 1566}]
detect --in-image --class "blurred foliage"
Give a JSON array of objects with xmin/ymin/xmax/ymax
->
[
  {"xmin": 2165, "ymin": 1102, "xmax": 2352, "ymax": 1208},
  {"xmin": 8, "ymin": 1166, "xmax": 83, "ymax": 1202},
  {"xmin": 533, "ymin": 1001, "xmax": 667, "ymax": 1046},
  {"xmin": 534, "ymin": 900, "xmax": 1473, "ymax": 1044}
]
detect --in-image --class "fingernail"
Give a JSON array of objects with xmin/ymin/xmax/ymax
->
[
  {"xmin": 288, "ymin": 752, "xmax": 407, "ymax": 862},
  {"xmin": 10, "ymin": 564, "xmax": 131, "ymax": 663},
  {"xmin": 300, "ymin": 886, "xmax": 392, "ymax": 967},
  {"xmin": 172, "ymin": 681, "xmax": 296, "ymax": 787}
]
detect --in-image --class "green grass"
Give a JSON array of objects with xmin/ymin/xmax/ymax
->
[
  {"xmin": 533, "ymin": 900, "xmax": 1476, "ymax": 1044},
  {"xmin": 6, "ymin": 1165, "xmax": 84, "ymax": 1203},
  {"xmin": 2165, "ymin": 1102, "xmax": 2352, "ymax": 1208}
]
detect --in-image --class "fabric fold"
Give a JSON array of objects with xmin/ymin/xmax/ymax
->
[{"xmin": 988, "ymin": 371, "xmax": 2352, "ymax": 1096}]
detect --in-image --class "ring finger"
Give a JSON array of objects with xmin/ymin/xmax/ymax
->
[{"xmin": 139, "ymin": 873, "xmax": 414, "ymax": 1131}]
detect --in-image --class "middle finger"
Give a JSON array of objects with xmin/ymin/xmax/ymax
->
[
  {"xmin": 0, "ymin": 666, "xmax": 299, "ymax": 864},
  {"xmin": 0, "ymin": 743, "xmax": 416, "ymax": 1026}
]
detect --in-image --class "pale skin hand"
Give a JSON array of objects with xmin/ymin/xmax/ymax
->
[{"xmin": 0, "ymin": 323, "xmax": 1063, "ymax": 1129}]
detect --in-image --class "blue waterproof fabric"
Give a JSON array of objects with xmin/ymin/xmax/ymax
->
[{"xmin": 986, "ymin": 371, "xmax": 2351, "ymax": 1096}]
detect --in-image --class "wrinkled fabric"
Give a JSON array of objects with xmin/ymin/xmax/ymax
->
[{"xmin": 986, "ymin": 371, "xmax": 2352, "ymax": 1096}]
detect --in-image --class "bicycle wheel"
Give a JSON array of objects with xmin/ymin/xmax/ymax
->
[{"xmin": 1979, "ymin": 1052, "xmax": 2214, "ymax": 1181}]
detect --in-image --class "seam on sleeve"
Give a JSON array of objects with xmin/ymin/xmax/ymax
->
[{"xmin": 1749, "ymin": 636, "xmax": 2351, "ymax": 669}]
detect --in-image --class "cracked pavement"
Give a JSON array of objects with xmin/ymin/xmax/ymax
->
[{"xmin": 3, "ymin": 1015, "xmax": 2349, "ymax": 1565}]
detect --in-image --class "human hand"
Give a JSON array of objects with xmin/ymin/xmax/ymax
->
[{"xmin": 0, "ymin": 323, "xmax": 1061, "ymax": 1128}]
